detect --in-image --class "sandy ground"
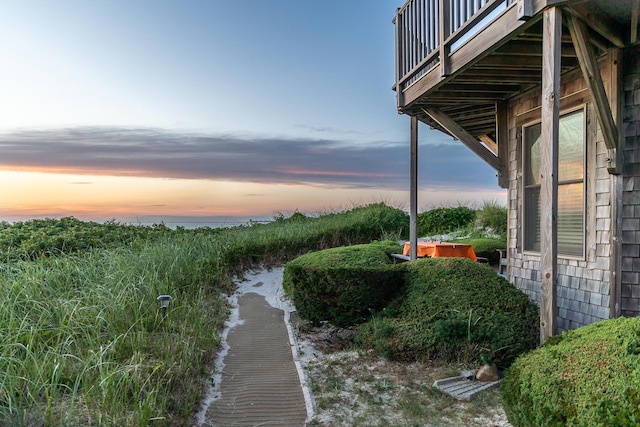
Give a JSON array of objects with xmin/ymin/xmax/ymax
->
[{"xmin": 194, "ymin": 267, "xmax": 512, "ymax": 427}]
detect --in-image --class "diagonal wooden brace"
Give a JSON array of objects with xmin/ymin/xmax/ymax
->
[{"xmin": 566, "ymin": 13, "xmax": 620, "ymax": 174}]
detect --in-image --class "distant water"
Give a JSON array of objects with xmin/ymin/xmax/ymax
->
[
  {"xmin": 1, "ymin": 215, "xmax": 272, "ymax": 230},
  {"xmin": 133, "ymin": 219, "xmax": 271, "ymax": 230},
  {"xmin": 126, "ymin": 215, "xmax": 273, "ymax": 230}
]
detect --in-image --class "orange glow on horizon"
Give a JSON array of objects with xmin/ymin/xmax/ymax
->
[
  {"xmin": 0, "ymin": 169, "xmax": 406, "ymax": 221},
  {"xmin": 0, "ymin": 169, "xmax": 506, "ymax": 223},
  {"xmin": 0, "ymin": 164, "xmax": 169, "ymax": 179}
]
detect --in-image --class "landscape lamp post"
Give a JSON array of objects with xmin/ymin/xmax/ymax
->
[{"xmin": 157, "ymin": 295, "xmax": 173, "ymax": 318}]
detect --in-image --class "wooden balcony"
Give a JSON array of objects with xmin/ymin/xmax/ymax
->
[{"xmin": 394, "ymin": 0, "xmax": 639, "ymax": 178}]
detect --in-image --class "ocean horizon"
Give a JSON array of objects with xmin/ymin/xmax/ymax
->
[{"xmin": 1, "ymin": 214, "xmax": 274, "ymax": 230}]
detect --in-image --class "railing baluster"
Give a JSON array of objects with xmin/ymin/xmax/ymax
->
[
  {"xmin": 451, "ymin": 0, "xmax": 456, "ymax": 32},
  {"xmin": 395, "ymin": 6, "xmax": 404, "ymax": 108},
  {"xmin": 402, "ymin": 12, "xmax": 407, "ymax": 78},
  {"xmin": 415, "ymin": 0, "xmax": 420, "ymax": 64},
  {"xmin": 411, "ymin": 2, "xmax": 417, "ymax": 68},
  {"xmin": 465, "ymin": 0, "xmax": 470, "ymax": 24},
  {"xmin": 405, "ymin": 6, "xmax": 410, "ymax": 74},
  {"xmin": 430, "ymin": 0, "xmax": 435, "ymax": 51},
  {"xmin": 435, "ymin": 0, "xmax": 440, "ymax": 48},
  {"xmin": 407, "ymin": 8, "xmax": 411, "ymax": 71},
  {"xmin": 440, "ymin": 0, "xmax": 451, "ymax": 75},
  {"xmin": 408, "ymin": 11, "xmax": 412, "ymax": 77},
  {"xmin": 418, "ymin": 0, "xmax": 427, "ymax": 58}
]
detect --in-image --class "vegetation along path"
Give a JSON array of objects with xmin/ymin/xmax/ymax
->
[{"xmin": 195, "ymin": 268, "xmax": 313, "ymax": 427}]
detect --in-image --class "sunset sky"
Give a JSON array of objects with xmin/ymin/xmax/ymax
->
[{"xmin": 0, "ymin": 0, "xmax": 506, "ymax": 225}]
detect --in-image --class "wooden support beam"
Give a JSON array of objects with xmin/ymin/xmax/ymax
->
[
  {"xmin": 422, "ymin": 107, "xmax": 502, "ymax": 171},
  {"xmin": 479, "ymin": 135, "xmax": 497, "ymax": 154},
  {"xmin": 496, "ymin": 101, "xmax": 510, "ymax": 189},
  {"xmin": 610, "ymin": 46, "xmax": 623, "ymax": 319},
  {"xmin": 540, "ymin": 6, "xmax": 561, "ymax": 344},
  {"xmin": 564, "ymin": 5, "xmax": 625, "ymax": 48},
  {"xmin": 410, "ymin": 116, "xmax": 419, "ymax": 261},
  {"xmin": 566, "ymin": 13, "xmax": 620, "ymax": 174}
]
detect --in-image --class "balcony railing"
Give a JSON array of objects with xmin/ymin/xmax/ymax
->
[{"xmin": 395, "ymin": 0, "xmax": 517, "ymax": 99}]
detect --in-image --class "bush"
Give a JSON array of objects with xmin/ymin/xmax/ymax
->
[
  {"xmin": 450, "ymin": 237, "xmax": 507, "ymax": 264},
  {"xmin": 417, "ymin": 206, "xmax": 476, "ymax": 236},
  {"xmin": 357, "ymin": 258, "xmax": 538, "ymax": 367},
  {"xmin": 474, "ymin": 201, "xmax": 507, "ymax": 236},
  {"xmin": 283, "ymin": 242, "xmax": 405, "ymax": 327},
  {"xmin": 502, "ymin": 317, "xmax": 640, "ymax": 427},
  {"xmin": 0, "ymin": 217, "xmax": 169, "ymax": 261}
]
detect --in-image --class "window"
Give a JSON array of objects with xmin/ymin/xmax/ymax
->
[{"xmin": 523, "ymin": 109, "xmax": 585, "ymax": 257}]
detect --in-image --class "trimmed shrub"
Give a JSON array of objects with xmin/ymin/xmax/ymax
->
[
  {"xmin": 357, "ymin": 258, "xmax": 538, "ymax": 367},
  {"xmin": 417, "ymin": 206, "xmax": 477, "ymax": 236},
  {"xmin": 283, "ymin": 242, "xmax": 405, "ymax": 327},
  {"xmin": 502, "ymin": 317, "xmax": 640, "ymax": 427}
]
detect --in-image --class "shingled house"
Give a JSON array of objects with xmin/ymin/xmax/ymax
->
[{"xmin": 393, "ymin": 0, "xmax": 640, "ymax": 341}]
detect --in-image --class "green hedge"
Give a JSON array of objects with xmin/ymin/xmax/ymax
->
[
  {"xmin": 450, "ymin": 237, "xmax": 507, "ymax": 264},
  {"xmin": 357, "ymin": 258, "xmax": 539, "ymax": 367},
  {"xmin": 283, "ymin": 242, "xmax": 405, "ymax": 327},
  {"xmin": 417, "ymin": 206, "xmax": 476, "ymax": 236},
  {"xmin": 502, "ymin": 317, "xmax": 640, "ymax": 427}
]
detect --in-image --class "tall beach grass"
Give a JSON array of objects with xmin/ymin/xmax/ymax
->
[{"xmin": 0, "ymin": 203, "xmax": 408, "ymax": 426}]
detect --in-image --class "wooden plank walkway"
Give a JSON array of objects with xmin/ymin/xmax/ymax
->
[{"xmin": 200, "ymin": 292, "xmax": 307, "ymax": 426}]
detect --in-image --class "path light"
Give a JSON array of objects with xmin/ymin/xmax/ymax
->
[{"xmin": 157, "ymin": 295, "xmax": 173, "ymax": 315}]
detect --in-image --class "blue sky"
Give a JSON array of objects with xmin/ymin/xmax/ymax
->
[{"xmin": 0, "ymin": 0, "xmax": 505, "ymax": 222}]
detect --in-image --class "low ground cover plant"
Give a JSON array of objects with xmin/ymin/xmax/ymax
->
[
  {"xmin": 0, "ymin": 217, "xmax": 173, "ymax": 261},
  {"xmin": 283, "ymin": 241, "xmax": 404, "ymax": 327},
  {"xmin": 502, "ymin": 316, "xmax": 640, "ymax": 427},
  {"xmin": 357, "ymin": 258, "xmax": 539, "ymax": 368}
]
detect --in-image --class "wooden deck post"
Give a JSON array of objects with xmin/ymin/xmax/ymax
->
[
  {"xmin": 496, "ymin": 101, "xmax": 509, "ymax": 189},
  {"xmin": 410, "ymin": 115, "xmax": 419, "ymax": 260},
  {"xmin": 540, "ymin": 6, "xmax": 561, "ymax": 343},
  {"xmin": 395, "ymin": 7, "xmax": 404, "ymax": 110}
]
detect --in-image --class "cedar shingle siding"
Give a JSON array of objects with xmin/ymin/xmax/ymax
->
[{"xmin": 507, "ymin": 56, "xmax": 621, "ymax": 332}]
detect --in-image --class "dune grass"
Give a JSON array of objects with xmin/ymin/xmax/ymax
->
[
  {"xmin": 0, "ymin": 203, "xmax": 408, "ymax": 426},
  {"xmin": 0, "ymin": 237, "xmax": 226, "ymax": 425}
]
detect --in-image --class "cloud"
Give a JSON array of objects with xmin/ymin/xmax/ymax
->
[{"xmin": 0, "ymin": 126, "xmax": 500, "ymax": 191}]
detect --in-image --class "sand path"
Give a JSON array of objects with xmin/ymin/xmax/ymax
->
[{"xmin": 195, "ymin": 268, "xmax": 313, "ymax": 427}]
